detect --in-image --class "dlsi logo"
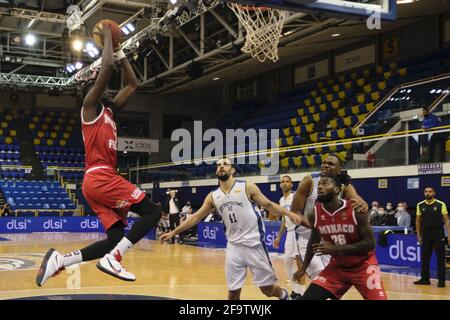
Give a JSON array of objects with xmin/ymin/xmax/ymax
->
[
  {"xmin": 80, "ymin": 219, "xmax": 99, "ymax": 230},
  {"xmin": 43, "ymin": 219, "xmax": 67, "ymax": 230},
  {"xmin": 388, "ymin": 240, "xmax": 421, "ymax": 262},
  {"xmin": 265, "ymin": 231, "xmax": 279, "ymax": 248},
  {"xmin": 203, "ymin": 225, "xmax": 219, "ymax": 240},
  {"xmin": 6, "ymin": 219, "xmax": 31, "ymax": 230}
]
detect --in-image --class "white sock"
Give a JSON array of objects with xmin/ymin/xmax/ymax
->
[
  {"xmin": 63, "ymin": 250, "xmax": 82, "ymax": 267},
  {"xmin": 110, "ymin": 237, "xmax": 133, "ymax": 260},
  {"xmin": 286, "ymin": 257, "xmax": 305, "ymax": 294}
]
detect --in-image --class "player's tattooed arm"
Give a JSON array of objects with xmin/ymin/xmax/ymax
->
[
  {"xmin": 159, "ymin": 193, "xmax": 214, "ymax": 243},
  {"xmin": 290, "ymin": 175, "xmax": 313, "ymax": 229},
  {"xmin": 83, "ymin": 26, "xmax": 114, "ymax": 122},
  {"xmin": 343, "ymin": 184, "xmax": 368, "ymax": 215},
  {"xmin": 314, "ymin": 212, "xmax": 375, "ymax": 256},
  {"xmin": 247, "ymin": 181, "xmax": 302, "ymax": 225}
]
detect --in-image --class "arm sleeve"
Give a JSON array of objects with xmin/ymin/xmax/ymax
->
[
  {"xmin": 442, "ymin": 202, "xmax": 448, "ymax": 216},
  {"xmin": 416, "ymin": 204, "xmax": 421, "ymax": 216}
]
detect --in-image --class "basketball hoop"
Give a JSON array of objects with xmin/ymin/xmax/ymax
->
[
  {"xmin": 67, "ymin": 5, "xmax": 83, "ymax": 31},
  {"xmin": 227, "ymin": 3, "xmax": 287, "ymax": 63}
]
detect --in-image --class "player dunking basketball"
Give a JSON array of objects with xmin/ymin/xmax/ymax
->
[
  {"xmin": 160, "ymin": 157, "xmax": 304, "ymax": 300},
  {"xmin": 36, "ymin": 24, "xmax": 161, "ymax": 286},
  {"xmin": 295, "ymin": 175, "xmax": 387, "ymax": 300}
]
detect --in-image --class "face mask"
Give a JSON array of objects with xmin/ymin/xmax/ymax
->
[
  {"xmin": 378, "ymin": 210, "xmax": 385, "ymax": 215},
  {"xmin": 386, "ymin": 206, "xmax": 392, "ymax": 210},
  {"xmin": 397, "ymin": 207, "xmax": 404, "ymax": 212}
]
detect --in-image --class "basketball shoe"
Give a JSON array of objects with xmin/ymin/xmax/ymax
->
[
  {"xmin": 96, "ymin": 253, "xmax": 136, "ymax": 281},
  {"xmin": 36, "ymin": 248, "xmax": 65, "ymax": 287}
]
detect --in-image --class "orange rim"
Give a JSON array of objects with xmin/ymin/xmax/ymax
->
[{"xmin": 229, "ymin": 3, "xmax": 269, "ymax": 11}]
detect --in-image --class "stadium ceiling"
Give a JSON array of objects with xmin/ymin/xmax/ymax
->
[{"xmin": 0, "ymin": 0, "xmax": 447, "ymax": 94}]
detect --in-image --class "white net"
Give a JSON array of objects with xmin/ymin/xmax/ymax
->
[{"xmin": 228, "ymin": 3, "xmax": 287, "ymax": 63}]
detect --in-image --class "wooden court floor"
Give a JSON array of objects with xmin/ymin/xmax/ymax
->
[{"xmin": 0, "ymin": 232, "xmax": 449, "ymax": 300}]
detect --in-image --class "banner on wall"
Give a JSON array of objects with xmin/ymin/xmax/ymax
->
[
  {"xmin": 375, "ymin": 233, "xmax": 437, "ymax": 269},
  {"xmin": 335, "ymin": 45, "xmax": 375, "ymax": 73},
  {"xmin": 0, "ymin": 217, "xmax": 156, "ymax": 239},
  {"xmin": 294, "ymin": 59, "xmax": 329, "ymax": 84},
  {"xmin": 418, "ymin": 163, "xmax": 443, "ymax": 175},
  {"xmin": 198, "ymin": 222, "xmax": 286, "ymax": 253},
  {"xmin": 118, "ymin": 137, "xmax": 159, "ymax": 153}
]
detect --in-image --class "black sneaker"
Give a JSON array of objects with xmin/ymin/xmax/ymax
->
[
  {"xmin": 414, "ymin": 279, "xmax": 431, "ymax": 285},
  {"xmin": 438, "ymin": 281, "xmax": 446, "ymax": 288},
  {"xmin": 290, "ymin": 292, "xmax": 301, "ymax": 300}
]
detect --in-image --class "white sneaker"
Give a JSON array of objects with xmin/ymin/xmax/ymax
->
[
  {"xmin": 96, "ymin": 253, "xmax": 136, "ymax": 281},
  {"xmin": 36, "ymin": 248, "xmax": 65, "ymax": 287}
]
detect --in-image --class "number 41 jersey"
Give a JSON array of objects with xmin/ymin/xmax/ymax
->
[
  {"xmin": 211, "ymin": 180, "xmax": 265, "ymax": 247},
  {"xmin": 314, "ymin": 200, "xmax": 377, "ymax": 268}
]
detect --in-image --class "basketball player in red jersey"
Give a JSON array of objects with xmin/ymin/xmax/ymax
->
[
  {"xmin": 294, "ymin": 175, "xmax": 387, "ymax": 300},
  {"xmin": 36, "ymin": 25, "xmax": 161, "ymax": 286}
]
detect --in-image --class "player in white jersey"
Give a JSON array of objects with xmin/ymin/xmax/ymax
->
[
  {"xmin": 291, "ymin": 154, "xmax": 369, "ymax": 293},
  {"xmin": 273, "ymin": 175, "xmax": 304, "ymax": 299},
  {"xmin": 160, "ymin": 157, "xmax": 304, "ymax": 300}
]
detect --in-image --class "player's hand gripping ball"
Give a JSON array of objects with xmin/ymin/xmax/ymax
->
[{"xmin": 93, "ymin": 19, "xmax": 121, "ymax": 50}]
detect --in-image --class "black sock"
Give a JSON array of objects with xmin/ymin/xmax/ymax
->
[
  {"xmin": 126, "ymin": 196, "xmax": 161, "ymax": 244},
  {"xmin": 80, "ymin": 222, "xmax": 124, "ymax": 261}
]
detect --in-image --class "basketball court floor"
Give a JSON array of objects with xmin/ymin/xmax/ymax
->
[{"xmin": 0, "ymin": 232, "xmax": 449, "ymax": 300}]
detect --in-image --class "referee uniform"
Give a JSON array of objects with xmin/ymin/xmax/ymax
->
[{"xmin": 415, "ymin": 192, "xmax": 449, "ymax": 287}]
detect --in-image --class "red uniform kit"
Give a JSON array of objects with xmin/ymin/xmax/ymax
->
[
  {"xmin": 312, "ymin": 200, "xmax": 387, "ymax": 300},
  {"xmin": 81, "ymin": 105, "xmax": 145, "ymax": 230}
]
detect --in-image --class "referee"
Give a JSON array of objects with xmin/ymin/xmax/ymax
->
[{"xmin": 414, "ymin": 187, "xmax": 450, "ymax": 288}]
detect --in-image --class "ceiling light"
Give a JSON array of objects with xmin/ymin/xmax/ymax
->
[
  {"xmin": 397, "ymin": 0, "xmax": 419, "ymax": 4},
  {"xmin": 25, "ymin": 33, "xmax": 36, "ymax": 46},
  {"xmin": 86, "ymin": 42, "xmax": 94, "ymax": 52},
  {"xmin": 121, "ymin": 26, "xmax": 130, "ymax": 35},
  {"xmin": 213, "ymin": 76, "xmax": 220, "ymax": 81},
  {"xmin": 170, "ymin": 0, "xmax": 177, "ymax": 3},
  {"xmin": 88, "ymin": 51, "xmax": 96, "ymax": 58},
  {"xmin": 72, "ymin": 39, "xmax": 83, "ymax": 51},
  {"xmin": 126, "ymin": 23, "xmax": 135, "ymax": 32},
  {"xmin": 430, "ymin": 89, "xmax": 436, "ymax": 93},
  {"xmin": 331, "ymin": 33, "xmax": 340, "ymax": 37},
  {"xmin": 75, "ymin": 61, "xmax": 83, "ymax": 70},
  {"xmin": 66, "ymin": 64, "xmax": 75, "ymax": 73},
  {"xmin": 27, "ymin": 19, "xmax": 36, "ymax": 28},
  {"xmin": 436, "ymin": 89, "xmax": 442, "ymax": 94}
]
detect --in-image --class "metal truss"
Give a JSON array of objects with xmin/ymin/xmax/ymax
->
[
  {"xmin": 0, "ymin": 8, "xmax": 67, "ymax": 24},
  {"xmin": 0, "ymin": 73, "xmax": 69, "ymax": 87}
]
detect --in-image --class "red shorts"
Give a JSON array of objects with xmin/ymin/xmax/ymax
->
[
  {"xmin": 82, "ymin": 167, "xmax": 146, "ymax": 230},
  {"xmin": 311, "ymin": 261, "xmax": 387, "ymax": 300}
]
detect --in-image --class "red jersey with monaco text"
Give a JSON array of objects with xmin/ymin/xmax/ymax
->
[
  {"xmin": 81, "ymin": 105, "xmax": 117, "ymax": 170},
  {"xmin": 314, "ymin": 200, "xmax": 377, "ymax": 268}
]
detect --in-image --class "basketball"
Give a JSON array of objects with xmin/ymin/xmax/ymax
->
[{"xmin": 93, "ymin": 19, "xmax": 121, "ymax": 49}]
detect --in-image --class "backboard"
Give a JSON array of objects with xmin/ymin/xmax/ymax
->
[{"xmin": 225, "ymin": 0, "xmax": 397, "ymax": 21}]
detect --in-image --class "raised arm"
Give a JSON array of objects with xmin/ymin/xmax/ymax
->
[
  {"xmin": 159, "ymin": 193, "xmax": 215, "ymax": 243},
  {"xmin": 291, "ymin": 175, "xmax": 313, "ymax": 229},
  {"xmin": 83, "ymin": 25, "xmax": 114, "ymax": 122},
  {"xmin": 343, "ymin": 184, "xmax": 368, "ymax": 214},
  {"xmin": 246, "ymin": 181, "xmax": 302, "ymax": 225},
  {"xmin": 112, "ymin": 56, "xmax": 139, "ymax": 111}
]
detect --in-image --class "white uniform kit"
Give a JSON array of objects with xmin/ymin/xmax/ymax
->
[
  {"xmin": 211, "ymin": 180, "xmax": 277, "ymax": 291},
  {"xmin": 297, "ymin": 173, "xmax": 330, "ymax": 279},
  {"xmin": 279, "ymin": 193, "xmax": 298, "ymax": 258}
]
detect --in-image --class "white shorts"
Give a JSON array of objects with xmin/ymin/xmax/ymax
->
[
  {"xmin": 284, "ymin": 230, "xmax": 299, "ymax": 258},
  {"xmin": 226, "ymin": 242, "xmax": 278, "ymax": 291},
  {"xmin": 297, "ymin": 236, "xmax": 330, "ymax": 279}
]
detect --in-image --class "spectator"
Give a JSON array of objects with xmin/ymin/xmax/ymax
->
[
  {"xmin": 157, "ymin": 213, "xmax": 170, "ymax": 237},
  {"xmin": 0, "ymin": 203, "xmax": 13, "ymax": 217},
  {"xmin": 163, "ymin": 189, "xmax": 181, "ymax": 243},
  {"xmin": 396, "ymin": 203, "xmax": 411, "ymax": 228},
  {"xmin": 375, "ymin": 207, "xmax": 386, "ymax": 226},
  {"xmin": 384, "ymin": 203, "xmax": 398, "ymax": 226},
  {"xmin": 369, "ymin": 201, "xmax": 380, "ymax": 225},
  {"xmin": 421, "ymin": 107, "xmax": 446, "ymax": 163},
  {"xmin": 180, "ymin": 201, "xmax": 192, "ymax": 221}
]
